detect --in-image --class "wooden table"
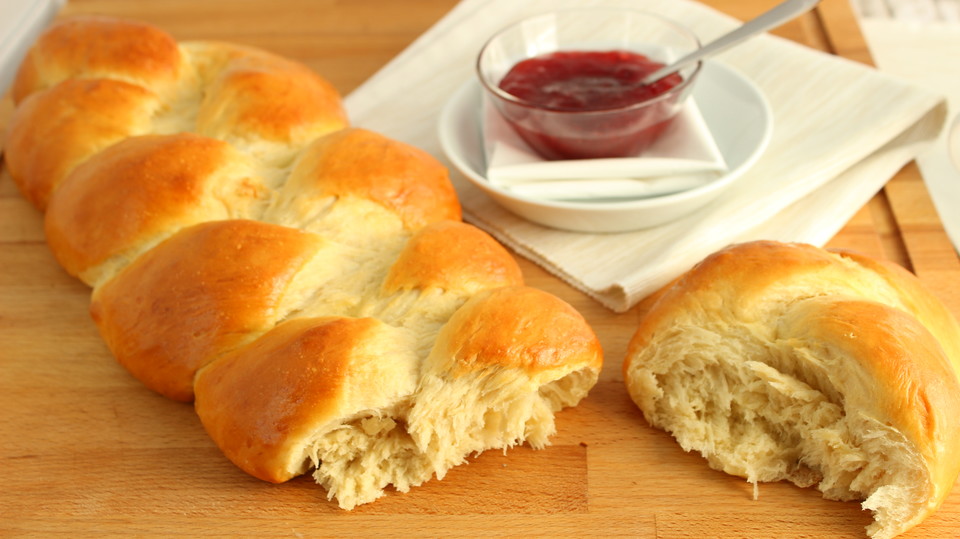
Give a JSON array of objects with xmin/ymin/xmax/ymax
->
[{"xmin": 3, "ymin": 0, "xmax": 959, "ymax": 536}]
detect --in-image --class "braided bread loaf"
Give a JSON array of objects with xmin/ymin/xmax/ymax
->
[
  {"xmin": 4, "ymin": 16, "xmax": 603, "ymax": 509},
  {"xmin": 623, "ymin": 241, "xmax": 960, "ymax": 539}
]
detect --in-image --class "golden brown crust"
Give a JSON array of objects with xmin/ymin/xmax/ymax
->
[
  {"xmin": 194, "ymin": 316, "xmax": 419, "ymax": 483},
  {"xmin": 11, "ymin": 15, "xmax": 182, "ymax": 104},
  {"xmin": 44, "ymin": 133, "xmax": 268, "ymax": 286},
  {"xmin": 6, "ymin": 24, "xmax": 349, "ymax": 212},
  {"xmin": 833, "ymin": 248, "xmax": 960, "ymax": 376},
  {"xmin": 283, "ymin": 128, "xmax": 462, "ymax": 230},
  {"xmin": 626, "ymin": 241, "xmax": 960, "ymax": 371},
  {"xmin": 431, "ymin": 286, "xmax": 603, "ymax": 378},
  {"xmin": 4, "ymin": 79, "xmax": 159, "ymax": 210},
  {"xmin": 90, "ymin": 220, "xmax": 324, "ymax": 402},
  {"xmin": 383, "ymin": 221, "xmax": 523, "ymax": 294}
]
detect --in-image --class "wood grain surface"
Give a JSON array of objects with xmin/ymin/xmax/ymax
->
[{"xmin": 2, "ymin": 0, "xmax": 959, "ymax": 537}]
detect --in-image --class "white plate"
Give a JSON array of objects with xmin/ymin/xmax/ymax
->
[{"xmin": 438, "ymin": 61, "xmax": 773, "ymax": 233}]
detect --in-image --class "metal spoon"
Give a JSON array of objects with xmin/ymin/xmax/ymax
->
[{"xmin": 642, "ymin": 0, "xmax": 822, "ymax": 85}]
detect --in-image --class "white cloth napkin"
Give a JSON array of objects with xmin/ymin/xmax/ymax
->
[
  {"xmin": 345, "ymin": 0, "xmax": 946, "ymax": 312},
  {"xmin": 483, "ymin": 94, "xmax": 728, "ymax": 201}
]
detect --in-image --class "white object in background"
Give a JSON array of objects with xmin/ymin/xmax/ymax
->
[
  {"xmin": 951, "ymin": 115, "xmax": 960, "ymax": 170},
  {"xmin": 0, "ymin": 0, "xmax": 65, "ymax": 96},
  {"xmin": 859, "ymin": 18, "xmax": 960, "ymax": 252},
  {"xmin": 854, "ymin": 0, "xmax": 960, "ymax": 22}
]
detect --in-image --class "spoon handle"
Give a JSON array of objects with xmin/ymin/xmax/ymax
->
[{"xmin": 642, "ymin": 0, "xmax": 822, "ymax": 85}]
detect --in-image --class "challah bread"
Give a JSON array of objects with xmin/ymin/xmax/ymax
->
[
  {"xmin": 623, "ymin": 240, "xmax": 960, "ymax": 539},
  {"xmin": 5, "ymin": 15, "xmax": 602, "ymax": 508}
]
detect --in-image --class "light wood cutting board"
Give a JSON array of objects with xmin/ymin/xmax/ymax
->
[{"xmin": 2, "ymin": 0, "xmax": 959, "ymax": 536}]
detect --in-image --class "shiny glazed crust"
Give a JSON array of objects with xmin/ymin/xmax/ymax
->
[
  {"xmin": 5, "ymin": 79, "xmax": 160, "ymax": 209},
  {"xmin": 11, "ymin": 15, "xmax": 183, "ymax": 103},
  {"xmin": 5, "ymin": 15, "xmax": 602, "ymax": 509},
  {"xmin": 623, "ymin": 240, "xmax": 960, "ymax": 539}
]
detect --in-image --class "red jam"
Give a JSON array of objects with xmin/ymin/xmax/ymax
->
[{"xmin": 494, "ymin": 50, "xmax": 686, "ymax": 160}]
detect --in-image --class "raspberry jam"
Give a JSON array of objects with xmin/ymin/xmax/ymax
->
[{"xmin": 494, "ymin": 50, "xmax": 686, "ymax": 160}]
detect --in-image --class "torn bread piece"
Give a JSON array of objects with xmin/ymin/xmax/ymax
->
[{"xmin": 623, "ymin": 240, "xmax": 960, "ymax": 539}]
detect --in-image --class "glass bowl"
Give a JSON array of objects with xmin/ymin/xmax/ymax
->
[{"xmin": 476, "ymin": 8, "xmax": 703, "ymax": 161}]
